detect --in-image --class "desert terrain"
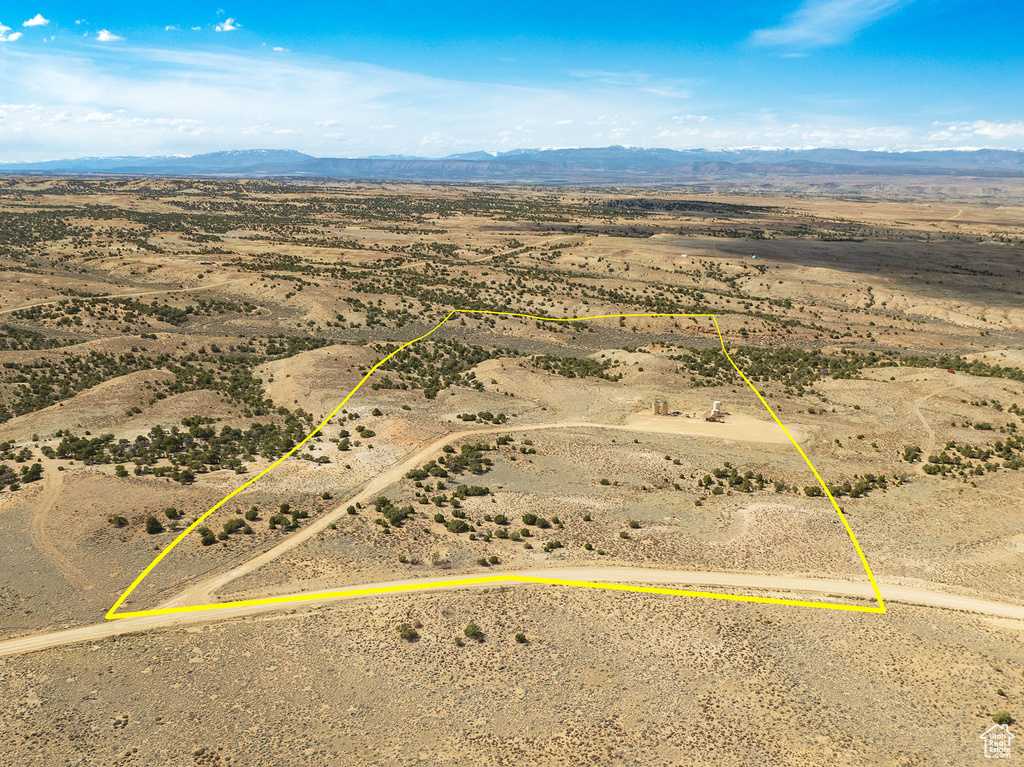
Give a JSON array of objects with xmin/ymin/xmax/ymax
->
[{"xmin": 0, "ymin": 176, "xmax": 1022, "ymax": 765}]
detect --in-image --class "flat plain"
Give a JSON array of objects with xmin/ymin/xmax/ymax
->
[{"xmin": 1, "ymin": 175, "xmax": 1023, "ymax": 765}]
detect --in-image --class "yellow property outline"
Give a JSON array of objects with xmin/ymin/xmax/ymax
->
[{"xmin": 106, "ymin": 311, "xmax": 886, "ymax": 620}]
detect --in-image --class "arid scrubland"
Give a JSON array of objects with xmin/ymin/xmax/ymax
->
[{"xmin": 1, "ymin": 176, "xmax": 1023, "ymax": 765}]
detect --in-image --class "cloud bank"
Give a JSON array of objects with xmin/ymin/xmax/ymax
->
[{"xmin": 0, "ymin": 43, "xmax": 1018, "ymax": 161}]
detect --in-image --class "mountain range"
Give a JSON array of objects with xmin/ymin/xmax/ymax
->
[{"xmin": 3, "ymin": 146, "xmax": 1024, "ymax": 182}]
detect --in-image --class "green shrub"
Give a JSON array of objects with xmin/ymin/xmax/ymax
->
[
  {"xmin": 268, "ymin": 513, "xmax": 290, "ymax": 529},
  {"xmin": 446, "ymin": 518, "xmax": 470, "ymax": 534},
  {"xmin": 993, "ymin": 711, "xmax": 1012, "ymax": 725},
  {"xmin": 903, "ymin": 445, "xmax": 922, "ymax": 462},
  {"xmin": 108, "ymin": 515, "xmax": 128, "ymax": 528},
  {"xmin": 464, "ymin": 622, "xmax": 483, "ymax": 641},
  {"xmin": 145, "ymin": 516, "xmax": 163, "ymax": 535},
  {"xmin": 223, "ymin": 518, "xmax": 244, "ymax": 535},
  {"xmin": 515, "ymin": 632, "xmax": 527, "ymax": 644}
]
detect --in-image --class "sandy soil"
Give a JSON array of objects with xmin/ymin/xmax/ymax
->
[{"xmin": 1, "ymin": 178, "xmax": 1023, "ymax": 765}]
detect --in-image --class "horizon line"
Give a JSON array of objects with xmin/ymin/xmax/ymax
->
[{"xmin": 2, "ymin": 143, "xmax": 1023, "ymax": 168}]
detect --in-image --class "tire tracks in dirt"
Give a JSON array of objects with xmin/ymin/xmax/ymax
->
[
  {"xmin": 912, "ymin": 385, "xmax": 954, "ymax": 460},
  {"xmin": 27, "ymin": 460, "xmax": 101, "ymax": 603}
]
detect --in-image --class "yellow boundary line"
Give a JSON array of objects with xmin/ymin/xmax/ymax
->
[{"xmin": 106, "ymin": 311, "xmax": 886, "ymax": 620}]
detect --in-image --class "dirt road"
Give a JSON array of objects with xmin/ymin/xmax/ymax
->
[
  {"xmin": 3, "ymin": 567, "xmax": 1023, "ymax": 659},
  {"xmin": 0, "ymin": 277, "xmax": 250, "ymax": 316},
  {"xmin": 912, "ymin": 386, "xmax": 952, "ymax": 459},
  {"xmin": 156, "ymin": 416, "xmax": 801, "ymax": 610},
  {"xmin": 27, "ymin": 459, "xmax": 100, "ymax": 597}
]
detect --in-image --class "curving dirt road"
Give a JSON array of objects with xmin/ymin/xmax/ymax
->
[
  {"xmin": 27, "ymin": 460, "xmax": 100, "ymax": 598},
  {"xmin": 156, "ymin": 417, "xmax": 792, "ymax": 610},
  {"xmin": 3, "ymin": 567, "xmax": 1023, "ymax": 659},
  {"xmin": 7, "ymin": 384, "xmax": 1019, "ymax": 662}
]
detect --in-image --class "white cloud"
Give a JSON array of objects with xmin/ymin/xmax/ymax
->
[
  {"xmin": 641, "ymin": 86, "xmax": 691, "ymax": 99},
  {"xmin": 569, "ymin": 69, "xmax": 691, "ymax": 99},
  {"xmin": 272, "ymin": 46, "xmax": 288, "ymax": 52},
  {"xmin": 751, "ymin": 0, "xmax": 909, "ymax": 47},
  {"xmin": 927, "ymin": 120, "xmax": 1024, "ymax": 141},
  {"xmin": 554, "ymin": 119, "xmax": 574, "ymax": 125},
  {"xmin": 191, "ymin": 26, "xmax": 201, "ymax": 31},
  {"xmin": 0, "ymin": 24, "xmax": 24, "ymax": 42},
  {"xmin": 214, "ymin": 18, "xmax": 239, "ymax": 32},
  {"xmin": 165, "ymin": 25, "xmax": 179, "ymax": 31},
  {"xmin": 23, "ymin": 14, "xmax": 49, "ymax": 27},
  {"xmin": 96, "ymin": 29, "xmax": 123, "ymax": 42}
]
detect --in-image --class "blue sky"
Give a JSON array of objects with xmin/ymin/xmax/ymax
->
[{"xmin": 0, "ymin": 0, "xmax": 1021, "ymax": 160}]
